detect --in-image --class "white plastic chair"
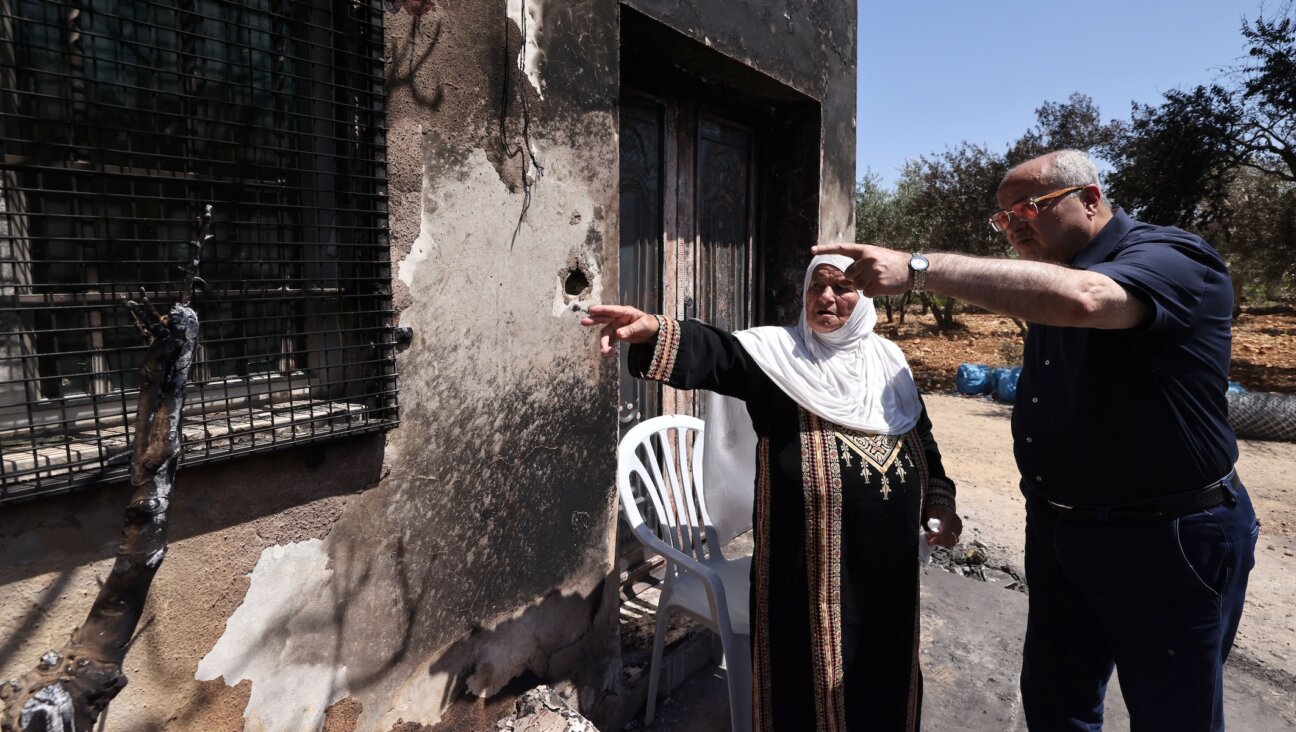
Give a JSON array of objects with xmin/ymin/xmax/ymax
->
[{"xmin": 618, "ymin": 414, "xmax": 752, "ymax": 732}]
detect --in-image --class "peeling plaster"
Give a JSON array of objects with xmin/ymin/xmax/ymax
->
[
  {"xmin": 396, "ymin": 140, "xmax": 438, "ymax": 289},
  {"xmin": 196, "ymin": 540, "xmax": 350, "ymax": 732},
  {"xmin": 0, "ymin": 3, "xmax": 858, "ymax": 730},
  {"xmin": 394, "ymin": 131, "xmax": 612, "ymax": 379},
  {"xmin": 506, "ymin": 0, "xmax": 545, "ymax": 98},
  {"xmin": 397, "ymin": 232, "xmax": 434, "ymax": 288}
]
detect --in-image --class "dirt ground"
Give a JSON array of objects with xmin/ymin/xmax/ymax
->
[{"xmin": 878, "ymin": 308, "xmax": 1296, "ymax": 395}]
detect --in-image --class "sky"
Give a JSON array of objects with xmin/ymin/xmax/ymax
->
[{"xmin": 856, "ymin": 0, "xmax": 1267, "ymax": 189}]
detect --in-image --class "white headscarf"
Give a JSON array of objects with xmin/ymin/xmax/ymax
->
[{"xmin": 732, "ymin": 254, "xmax": 923, "ymax": 434}]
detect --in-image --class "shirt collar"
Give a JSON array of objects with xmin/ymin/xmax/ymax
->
[{"xmin": 1070, "ymin": 208, "xmax": 1133, "ymax": 268}]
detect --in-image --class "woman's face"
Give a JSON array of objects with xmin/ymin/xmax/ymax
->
[{"xmin": 804, "ymin": 265, "xmax": 859, "ymax": 333}]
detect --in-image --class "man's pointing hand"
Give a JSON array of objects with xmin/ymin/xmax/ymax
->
[{"xmin": 811, "ymin": 243, "xmax": 914, "ymax": 297}]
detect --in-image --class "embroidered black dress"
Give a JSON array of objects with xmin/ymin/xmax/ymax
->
[{"xmin": 630, "ymin": 318, "xmax": 957, "ymax": 732}]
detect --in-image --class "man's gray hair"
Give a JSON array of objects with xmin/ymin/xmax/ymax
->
[{"xmin": 1039, "ymin": 149, "xmax": 1101, "ymax": 188}]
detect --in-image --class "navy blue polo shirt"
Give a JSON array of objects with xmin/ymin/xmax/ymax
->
[{"xmin": 1012, "ymin": 209, "xmax": 1238, "ymax": 506}]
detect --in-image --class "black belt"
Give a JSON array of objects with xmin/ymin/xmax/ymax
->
[{"xmin": 1044, "ymin": 469, "xmax": 1238, "ymax": 521}]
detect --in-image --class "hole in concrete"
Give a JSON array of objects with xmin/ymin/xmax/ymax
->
[{"xmin": 564, "ymin": 268, "xmax": 590, "ymax": 298}]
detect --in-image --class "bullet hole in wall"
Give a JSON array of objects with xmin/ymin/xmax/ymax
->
[{"xmin": 564, "ymin": 268, "xmax": 591, "ymax": 298}]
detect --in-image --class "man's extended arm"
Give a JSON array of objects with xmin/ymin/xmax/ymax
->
[
  {"xmin": 811, "ymin": 244, "xmax": 1150, "ymax": 330},
  {"xmin": 924, "ymin": 252, "xmax": 1148, "ymax": 329}
]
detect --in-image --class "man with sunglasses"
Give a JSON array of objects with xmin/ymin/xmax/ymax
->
[{"xmin": 815, "ymin": 149, "xmax": 1257, "ymax": 731}]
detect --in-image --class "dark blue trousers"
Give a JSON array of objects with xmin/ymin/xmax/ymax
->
[{"xmin": 1020, "ymin": 478, "xmax": 1259, "ymax": 731}]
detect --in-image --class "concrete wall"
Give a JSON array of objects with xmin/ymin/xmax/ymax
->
[{"xmin": 0, "ymin": 1, "xmax": 855, "ymax": 730}]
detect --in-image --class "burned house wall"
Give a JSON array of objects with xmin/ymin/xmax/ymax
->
[
  {"xmin": 0, "ymin": 1, "xmax": 856, "ymax": 730},
  {"xmin": 2, "ymin": 2, "xmax": 623, "ymax": 729}
]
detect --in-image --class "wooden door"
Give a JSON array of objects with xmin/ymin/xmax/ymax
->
[{"xmin": 617, "ymin": 94, "xmax": 665, "ymax": 430}]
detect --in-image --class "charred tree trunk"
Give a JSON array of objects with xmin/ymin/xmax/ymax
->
[{"xmin": 1, "ymin": 208, "xmax": 211, "ymax": 732}]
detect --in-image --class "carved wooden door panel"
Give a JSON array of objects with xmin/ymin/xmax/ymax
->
[{"xmin": 695, "ymin": 118, "xmax": 755, "ymax": 335}]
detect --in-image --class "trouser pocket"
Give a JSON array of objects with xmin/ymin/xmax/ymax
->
[{"xmin": 1174, "ymin": 509, "xmax": 1230, "ymax": 599}]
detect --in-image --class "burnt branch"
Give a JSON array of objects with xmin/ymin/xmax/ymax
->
[
  {"xmin": 182, "ymin": 205, "xmax": 211, "ymax": 305},
  {"xmin": 1, "ymin": 209, "xmax": 208, "ymax": 732}
]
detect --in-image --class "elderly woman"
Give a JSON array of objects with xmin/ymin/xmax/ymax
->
[{"xmin": 584, "ymin": 255, "xmax": 962, "ymax": 731}]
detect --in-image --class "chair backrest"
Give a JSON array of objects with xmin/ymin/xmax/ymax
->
[
  {"xmin": 618, "ymin": 414, "xmax": 722, "ymax": 564},
  {"xmin": 699, "ymin": 391, "xmax": 756, "ymax": 547}
]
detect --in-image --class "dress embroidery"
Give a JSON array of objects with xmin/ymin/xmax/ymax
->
[
  {"xmin": 835, "ymin": 429, "xmax": 905, "ymax": 474},
  {"xmin": 835, "ymin": 429, "xmax": 906, "ymax": 499},
  {"xmin": 645, "ymin": 316, "xmax": 681, "ymax": 382},
  {"xmin": 799, "ymin": 410, "xmax": 847, "ymax": 732}
]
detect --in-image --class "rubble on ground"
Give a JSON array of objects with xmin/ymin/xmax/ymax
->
[
  {"xmin": 495, "ymin": 686, "xmax": 599, "ymax": 732},
  {"xmin": 927, "ymin": 539, "xmax": 1028, "ymax": 593}
]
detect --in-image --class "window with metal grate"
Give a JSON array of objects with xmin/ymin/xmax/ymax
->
[{"xmin": 0, "ymin": 0, "xmax": 397, "ymax": 502}]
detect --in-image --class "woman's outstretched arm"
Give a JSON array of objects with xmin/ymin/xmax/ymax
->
[{"xmin": 581, "ymin": 304, "xmax": 764, "ymax": 401}]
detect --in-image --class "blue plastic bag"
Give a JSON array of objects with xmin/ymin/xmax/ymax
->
[
  {"xmin": 955, "ymin": 363, "xmax": 991, "ymax": 395},
  {"xmin": 1227, "ymin": 381, "xmax": 1247, "ymax": 394},
  {"xmin": 989, "ymin": 367, "xmax": 1013, "ymax": 392},
  {"xmin": 995, "ymin": 367, "xmax": 1022, "ymax": 402}
]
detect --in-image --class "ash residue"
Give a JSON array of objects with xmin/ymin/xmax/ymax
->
[{"xmin": 926, "ymin": 539, "xmax": 1028, "ymax": 593}]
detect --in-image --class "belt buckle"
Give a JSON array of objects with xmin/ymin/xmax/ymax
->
[{"xmin": 1219, "ymin": 470, "xmax": 1239, "ymax": 506}]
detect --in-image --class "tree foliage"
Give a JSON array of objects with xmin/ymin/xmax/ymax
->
[
  {"xmin": 1104, "ymin": 85, "xmax": 1241, "ymax": 229},
  {"xmin": 854, "ymin": 170, "xmax": 909, "ymax": 246},
  {"xmin": 858, "ymin": 2, "xmax": 1296, "ymax": 319},
  {"xmin": 857, "ymin": 145, "xmax": 1012, "ymax": 329},
  {"xmin": 898, "ymin": 145, "xmax": 1007, "ymax": 258},
  {"xmin": 1237, "ymin": 2, "xmax": 1296, "ymax": 182},
  {"xmin": 1204, "ymin": 167, "xmax": 1296, "ymax": 299},
  {"xmin": 1008, "ymin": 93, "xmax": 1124, "ymax": 166},
  {"xmin": 1101, "ymin": 2, "xmax": 1296, "ymax": 302}
]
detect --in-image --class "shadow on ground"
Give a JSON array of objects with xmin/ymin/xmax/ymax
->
[{"xmin": 629, "ymin": 567, "xmax": 1296, "ymax": 731}]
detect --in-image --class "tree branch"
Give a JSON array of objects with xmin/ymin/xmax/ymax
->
[{"xmin": 1, "ymin": 208, "xmax": 209, "ymax": 732}]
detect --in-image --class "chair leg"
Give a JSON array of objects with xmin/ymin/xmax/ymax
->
[
  {"xmin": 645, "ymin": 586, "xmax": 672, "ymax": 726},
  {"xmin": 721, "ymin": 633, "xmax": 753, "ymax": 732}
]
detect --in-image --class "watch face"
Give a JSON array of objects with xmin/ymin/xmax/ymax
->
[{"xmin": 911, "ymin": 255, "xmax": 930, "ymax": 272}]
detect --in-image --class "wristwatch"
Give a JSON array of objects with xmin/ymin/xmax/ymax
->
[{"xmin": 909, "ymin": 252, "xmax": 930, "ymax": 294}]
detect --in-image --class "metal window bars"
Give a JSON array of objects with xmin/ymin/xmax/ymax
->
[{"xmin": 0, "ymin": 0, "xmax": 397, "ymax": 502}]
